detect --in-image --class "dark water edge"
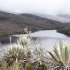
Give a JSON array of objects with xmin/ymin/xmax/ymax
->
[{"xmin": 0, "ymin": 36, "xmax": 18, "ymax": 44}]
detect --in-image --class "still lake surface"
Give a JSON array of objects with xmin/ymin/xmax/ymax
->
[
  {"xmin": 30, "ymin": 30, "xmax": 70, "ymax": 51},
  {"xmin": 0, "ymin": 30, "xmax": 70, "ymax": 58}
]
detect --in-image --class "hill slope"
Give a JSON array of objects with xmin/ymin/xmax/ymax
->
[
  {"xmin": 0, "ymin": 11, "xmax": 68, "ymax": 35},
  {"xmin": 0, "ymin": 11, "xmax": 70, "ymax": 43}
]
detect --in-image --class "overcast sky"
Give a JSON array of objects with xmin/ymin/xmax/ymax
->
[{"xmin": 0, "ymin": 0, "xmax": 70, "ymax": 15}]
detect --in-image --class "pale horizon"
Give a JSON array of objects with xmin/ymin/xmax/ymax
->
[{"xmin": 0, "ymin": 0, "xmax": 70, "ymax": 15}]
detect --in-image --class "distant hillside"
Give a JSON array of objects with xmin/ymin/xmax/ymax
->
[
  {"xmin": 0, "ymin": 11, "xmax": 70, "ymax": 37},
  {"xmin": 58, "ymin": 14, "xmax": 70, "ymax": 19},
  {"xmin": 0, "ymin": 12, "xmax": 67, "ymax": 35}
]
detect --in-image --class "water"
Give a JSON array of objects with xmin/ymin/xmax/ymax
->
[
  {"xmin": 36, "ymin": 37, "xmax": 70, "ymax": 51},
  {"xmin": 30, "ymin": 30, "xmax": 70, "ymax": 51},
  {"xmin": 0, "ymin": 30, "xmax": 70, "ymax": 58}
]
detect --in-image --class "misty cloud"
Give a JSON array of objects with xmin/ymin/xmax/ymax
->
[{"xmin": 0, "ymin": 0, "xmax": 70, "ymax": 15}]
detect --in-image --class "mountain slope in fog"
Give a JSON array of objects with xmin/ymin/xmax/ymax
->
[
  {"xmin": 0, "ymin": 11, "xmax": 69, "ymax": 36},
  {"xmin": 0, "ymin": 12, "xmax": 64, "ymax": 35}
]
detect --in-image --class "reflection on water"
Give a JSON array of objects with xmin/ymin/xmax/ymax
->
[
  {"xmin": 36, "ymin": 37, "xmax": 70, "ymax": 51},
  {"xmin": 30, "ymin": 30, "xmax": 70, "ymax": 51}
]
